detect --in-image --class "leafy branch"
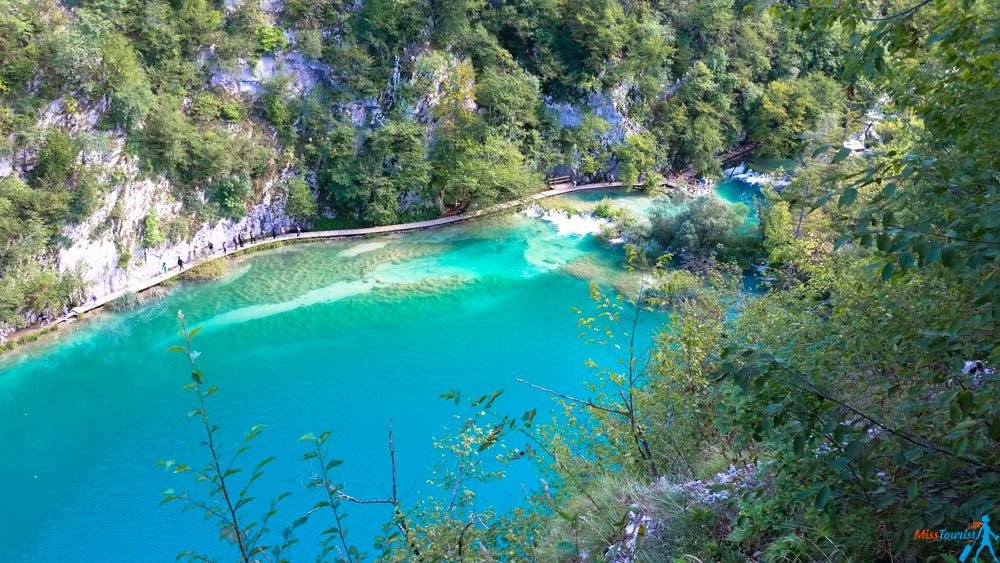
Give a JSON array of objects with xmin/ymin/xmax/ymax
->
[{"xmin": 164, "ymin": 311, "xmax": 253, "ymax": 562}]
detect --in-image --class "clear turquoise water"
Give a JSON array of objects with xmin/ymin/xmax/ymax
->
[
  {"xmin": 0, "ymin": 185, "xmax": 756, "ymax": 561},
  {"xmin": 0, "ymin": 195, "xmax": 666, "ymax": 561}
]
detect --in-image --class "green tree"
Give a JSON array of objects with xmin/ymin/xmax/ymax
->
[
  {"xmin": 433, "ymin": 134, "xmax": 540, "ymax": 209},
  {"xmin": 31, "ymin": 129, "xmax": 77, "ymax": 188},
  {"xmin": 142, "ymin": 210, "xmax": 166, "ymax": 248},
  {"xmin": 208, "ymin": 176, "xmax": 253, "ymax": 220},
  {"xmin": 614, "ymin": 131, "xmax": 659, "ymax": 189},
  {"xmin": 366, "ymin": 119, "xmax": 431, "ymax": 199},
  {"xmin": 476, "ymin": 66, "xmax": 541, "ymax": 143},
  {"xmin": 650, "ymin": 195, "xmax": 751, "ymax": 261},
  {"xmin": 283, "ymin": 176, "xmax": 317, "ymax": 223},
  {"xmin": 750, "ymin": 73, "xmax": 844, "ymax": 158},
  {"xmin": 102, "ymin": 34, "xmax": 154, "ymax": 129}
]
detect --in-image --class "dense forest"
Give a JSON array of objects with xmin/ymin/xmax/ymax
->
[
  {"xmin": 0, "ymin": 0, "xmax": 853, "ymax": 330},
  {"xmin": 3, "ymin": 0, "xmax": 999, "ymax": 560}
]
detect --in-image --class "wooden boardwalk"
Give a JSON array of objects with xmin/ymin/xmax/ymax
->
[
  {"xmin": 8, "ymin": 181, "xmax": 628, "ymax": 343},
  {"xmin": 8, "ymin": 140, "xmax": 759, "ymax": 345}
]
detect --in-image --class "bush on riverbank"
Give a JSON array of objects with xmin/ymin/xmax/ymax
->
[{"xmin": 648, "ymin": 195, "xmax": 763, "ymax": 268}]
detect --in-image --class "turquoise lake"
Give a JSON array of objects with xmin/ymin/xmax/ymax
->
[{"xmin": 0, "ymin": 186, "xmax": 755, "ymax": 561}]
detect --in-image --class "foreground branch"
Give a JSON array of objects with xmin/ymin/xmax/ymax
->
[{"xmin": 514, "ymin": 378, "xmax": 628, "ymax": 416}]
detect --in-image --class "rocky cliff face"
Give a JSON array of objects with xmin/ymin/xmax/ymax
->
[
  {"xmin": 58, "ymin": 175, "xmax": 291, "ymax": 297},
  {"xmin": 3, "ymin": 96, "xmax": 293, "ymax": 300},
  {"xmin": 2, "ymin": 16, "xmax": 627, "ymax": 306}
]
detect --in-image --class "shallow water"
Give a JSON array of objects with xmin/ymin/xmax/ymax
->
[
  {"xmin": 0, "ymin": 192, "xmax": 670, "ymax": 561},
  {"xmin": 0, "ymin": 185, "xmax": 757, "ymax": 561}
]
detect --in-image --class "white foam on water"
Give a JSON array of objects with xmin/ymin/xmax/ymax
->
[
  {"xmin": 523, "ymin": 206, "xmax": 610, "ymax": 236},
  {"xmin": 723, "ymin": 163, "xmax": 790, "ymax": 188}
]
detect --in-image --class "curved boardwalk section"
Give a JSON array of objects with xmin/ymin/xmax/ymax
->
[
  {"xmin": 14, "ymin": 181, "xmax": 628, "ymax": 340},
  {"xmin": 6, "ymin": 138, "xmax": 761, "ymax": 344}
]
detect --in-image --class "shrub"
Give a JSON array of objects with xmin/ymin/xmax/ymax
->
[
  {"xmin": 142, "ymin": 210, "xmax": 166, "ymax": 248},
  {"xmin": 650, "ymin": 196, "xmax": 759, "ymax": 264},
  {"xmin": 219, "ymin": 101, "xmax": 242, "ymax": 121},
  {"xmin": 69, "ymin": 174, "xmax": 104, "ymax": 222},
  {"xmin": 31, "ymin": 129, "xmax": 77, "ymax": 188},
  {"xmin": 207, "ymin": 176, "xmax": 253, "ymax": 219},
  {"xmin": 594, "ymin": 198, "xmax": 616, "ymax": 219},
  {"xmin": 190, "ymin": 92, "xmax": 221, "ymax": 121},
  {"xmin": 255, "ymin": 25, "xmax": 287, "ymax": 53}
]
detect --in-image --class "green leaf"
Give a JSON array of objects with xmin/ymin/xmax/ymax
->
[
  {"xmin": 875, "ymin": 493, "xmax": 896, "ymax": 508},
  {"xmin": 813, "ymin": 192, "xmax": 833, "ymax": 208},
  {"xmin": 815, "ymin": 485, "xmax": 832, "ymax": 509},
  {"xmin": 955, "ymin": 390, "xmax": 974, "ymax": 415},
  {"xmin": 793, "ymin": 434, "xmax": 805, "ymax": 456},
  {"xmin": 941, "ymin": 245, "xmax": 960, "ymax": 268},
  {"xmin": 838, "ymin": 188, "xmax": 858, "ymax": 207},
  {"xmin": 165, "ymin": 346, "xmax": 185, "ymax": 353},
  {"xmin": 876, "ymin": 233, "xmax": 891, "ymax": 252},
  {"xmin": 899, "ymin": 251, "xmax": 915, "ymax": 272},
  {"xmin": 988, "ymin": 415, "xmax": 1000, "ymax": 441},
  {"xmin": 478, "ymin": 432, "xmax": 500, "ymax": 452},
  {"xmin": 832, "ymin": 147, "xmax": 852, "ymax": 164},
  {"xmin": 881, "ymin": 262, "xmax": 894, "ymax": 281},
  {"xmin": 484, "ymin": 389, "xmax": 505, "ymax": 409},
  {"xmin": 843, "ymin": 440, "xmax": 865, "ymax": 459}
]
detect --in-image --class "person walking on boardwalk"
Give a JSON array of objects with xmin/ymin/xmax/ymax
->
[
  {"xmin": 208, "ymin": 241, "xmax": 214, "ymax": 253},
  {"xmin": 177, "ymin": 256, "xmax": 184, "ymax": 270},
  {"xmin": 162, "ymin": 262, "xmax": 167, "ymax": 273}
]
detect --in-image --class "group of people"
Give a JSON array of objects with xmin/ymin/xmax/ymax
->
[
  {"xmin": 2, "ymin": 293, "xmax": 95, "ymax": 343},
  {"xmin": 159, "ymin": 223, "xmax": 304, "ymax": 275},
  {"xmin": 671, "ymin": 173, "xmax": 715, "ymax": 196},
  {"xmin": 222, "ymin": 223, "xmax": 302, "ymax": 253}
]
